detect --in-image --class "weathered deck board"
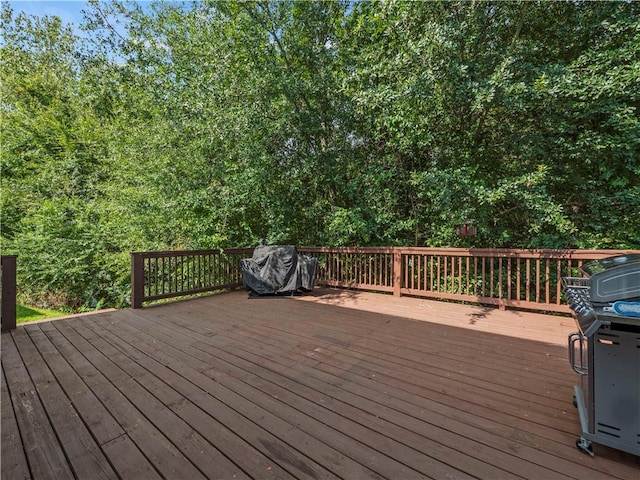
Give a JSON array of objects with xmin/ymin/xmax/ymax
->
[
  {"xmin": 23, "ymin": 326, "xmax": 161, "ymax": 480},
  {"xmin": 128, "ymin": 298, "xmax": 633, "ymax": 480},
  {"xmin": 72, "ymin": 316, "xmax": 329, "ymax": 480},
  {"xmin": 51, "ymin": 319, "xmax": 238, "ymax": 480},
  {"xmin": 92, "ymin": 316, "xmax": 384, "ymax": 479},
  {"xmin": 294, "ymin": 289, "xmax": 577, "ymax": 345},
  {"xmin": 2, "ymin": 289, "xmax": 639, "ymax": 480},
  {"xmin": 2, "ymin": 333, "xmax": 73, "ymax": 480},
  {"xmin": 36, "ymin": 321, "xmax": 204, "ymax": 480},
  {"xmin": 0, "ymin": 367, "xmax": 30, "ymax": 480},
  {"xmin": 115, "ymin": 312, "xmax": 479, "ymax": 480},
  {"xmin": 11, "ymin": 328, "xmax": 118, "ymax": 480}
]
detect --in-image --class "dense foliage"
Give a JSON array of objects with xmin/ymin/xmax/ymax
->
[{"xmin": 1, "ymin": 0, "xmax": 639, "ymax": 310}]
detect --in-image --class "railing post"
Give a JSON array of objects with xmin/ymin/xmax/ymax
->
[
  {"xmin": 393, "ymin": 248, "xmax": 402, "ymax": 297},
  {"xmin": 131, "ymin": 252, "xmax": 144, "ymax": 309},
  {"xmin": 1, "ymin": 255, "xmax": 17, "ymax": 331}
]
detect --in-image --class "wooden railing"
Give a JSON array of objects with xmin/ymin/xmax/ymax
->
[
  {"xmin": 131, "ymin": 248, "xmax": 253, "ymax": 308},
  {"xmin": 131, "ymin": 246, "xmax": 638, "ymax": 313},
  {"xmin": 1, "ymin": 255, "xmax": 17, "ymax": 331},
  {"xmin": 299, "ymin": 247, "xmax": 396, "ymax": 293},
  {"xmin": 299, "ymin": 247, "xmax": 638, "ymax": 313}
]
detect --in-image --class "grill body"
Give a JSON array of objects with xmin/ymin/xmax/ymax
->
[{"xmin": 564, "ymin": 254, "xmax": 640, "ymax": 457}]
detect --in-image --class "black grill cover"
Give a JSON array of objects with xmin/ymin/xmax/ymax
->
[{"xmin": 241, "ymin": 245, "xmax": 317, "ymax": 295}]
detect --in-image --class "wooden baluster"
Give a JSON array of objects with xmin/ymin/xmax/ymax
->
[
  {"xmin": 525, "ymin": 258, "xmax": 531, "ymax": 302},
  {"xmin": 556, "ymin": 259, "xmax": 562, "ymax": 305},
  {"xmin": 506, "ymin": 257, "xmax": 512, "ymax": 301},
  {"xmin": 535, "ymin": 258, "xmax": 541, "ymax": 303},
  {"xmin": 393, "ymin": 249, "xmax": 401, "ymax": 297},
  {"xmin": 516, "ymin": 258, "xmax": 521, "ymax": 301},
  {"xmin": 464, "ymin": 257, "xmax": 469, "ymax": 295},
  {"xmin": 545, "ymin": 259, "xmax": 550, "ymax": 305}
]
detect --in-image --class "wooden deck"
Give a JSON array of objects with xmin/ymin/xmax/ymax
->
[{"xmin": 2, "ymin": 289, "xmax": 638, "ymax": 480}]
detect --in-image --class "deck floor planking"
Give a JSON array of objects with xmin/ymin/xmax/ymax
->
[{"xmin": 2, "ymin": 288, "xmax": 639, "ymax": 480}]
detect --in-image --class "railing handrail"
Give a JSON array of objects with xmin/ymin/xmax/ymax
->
[
  {"xmin": 132, "ymin": 247, "xmax": 253, "ymax": 258},
  {"xmin": 1, "ymin": 255, "xmax": 17, "ymax": 331},
  {"xmin": 301, "ymin": 246, "xmax": 634, "ymax": 259},
  {"xmin": 301, "ymin": 246, "xmax": 398, "ymax": 254}
]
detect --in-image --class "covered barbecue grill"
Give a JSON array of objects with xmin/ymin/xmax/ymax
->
[
  {"xmin": 564, "ymin": 254, "xmax": 640, "ymax": 457},
  {"xmin": 241, "ymin": 244, "xmax": 317, "ymax": 295}
]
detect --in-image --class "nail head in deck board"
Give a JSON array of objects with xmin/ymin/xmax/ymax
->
[
  {"xmin": 1, "ymin": 368, "xmax": 31, "ymax": 480},
  {"xmin": 1, "ymin": 333, "xmax": 74, "ymax": 479},
  {"xmin": 11, "ymin": 328, "xmax": 118, "ymax": 480}
]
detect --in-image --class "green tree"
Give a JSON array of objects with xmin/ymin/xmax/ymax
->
[
  {"xmin": 2, "ymin": 0, "xmax": 638, "ymax": 312},
  {"xmin": 1, "ymin": 4, "xmax": 120, "ymax": 308},
  {"xmin": 342, "ymin": 0, "xmax": 640, "ymax": 248}
]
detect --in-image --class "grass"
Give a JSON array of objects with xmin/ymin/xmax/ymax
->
[{"xmin": 17, "ymin": 304, "xmax": 68, "ymax": 324}]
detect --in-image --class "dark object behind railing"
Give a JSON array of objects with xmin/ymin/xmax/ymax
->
[
  {"xmin": 131, "ymin": 248, "xmax": 253, "ymax": 308},
  {"xmin": 1, "ymin": 255, "xmax": 17, "ymax": 331}
]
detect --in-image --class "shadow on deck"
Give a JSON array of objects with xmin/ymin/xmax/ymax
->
[{"xmin": 2, "ymin": 288, "xmax": 638, "ymax": 479}]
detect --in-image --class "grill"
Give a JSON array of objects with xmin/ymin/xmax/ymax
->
[{"xmin": 564, "ymin": 254, "xmax": 640, "ymax": 457}]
